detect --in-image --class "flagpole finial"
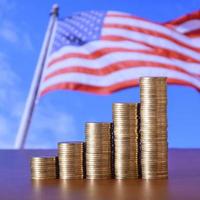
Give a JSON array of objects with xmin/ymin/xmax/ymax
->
[{"xmin": 50, "ymin": 4, "xmax": 59, "ymax": 16}]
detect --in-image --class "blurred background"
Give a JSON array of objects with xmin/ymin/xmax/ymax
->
[{"xmin": 0, "ymin": 0, "xmax": 200, "ymax": 149}]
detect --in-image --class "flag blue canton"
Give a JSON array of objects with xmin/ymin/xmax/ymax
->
[{"xmin": 51, "ymin": 11, "xmax": 106, "ymax": 53}]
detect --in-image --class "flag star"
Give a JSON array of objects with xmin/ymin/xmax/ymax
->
[
  {"xmin": 83, "ymin": 27, "xmax": 88, "ymax": 32},
  {"xmin": 97, "ymin": 13, "xmax": 102, "ymax": 17},
  {"xmin": 85, "ymin": 20, "xmax": 90, "ymax": 24},
  {"xmin": 76, "ymin": 22, "xmax": 81, "ymax": 26},
  {"xmin": 74, "ymin": 22, "xmax": 79, "ymax": 26},
  {"xmin": 92, "ymin": 35, "xmax": 97, "ymax": 39},
  {"xmin": 82, "ymin": 36, "xmax": 86, "ymax": 41},
  {"xmin": 98, "ymin": 13, "xmax": 104, "ymax": 17},
  {"xmin": 65, "ymin": 24, "xmax": 71, "ymax": 29},
  {"xmin": 69, "ymin": 35, "xmax": 74, "ymax": 40},
  {"xmin": 77, "ymin": 33, "xmax": 82, "ymax": 37},
  {"xmin": 96, "ymin": 19, "xmax": 101, "ymax": 23},
  {"xmin": 65, "ymin": 40, "xmax": 70, "ymax": 44},
  {"xmin": 74, "ymin": 39, "xmax": 78, "ymax": 44},
  {"xmin": 83, "ymin": 13, "xmax": 88, "ymax": 17},
  {"xmin": 64, "ymin": 32, "xmax": 69, "ymax": 36}
]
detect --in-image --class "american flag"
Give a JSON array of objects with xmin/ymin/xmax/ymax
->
[{"xmin": 39, "ymin": 10, "xmax": 200, "ymax": 96}]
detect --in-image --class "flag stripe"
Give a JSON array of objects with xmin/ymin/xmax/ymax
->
[
  {"xmin": 44, "ymin": 51, "xmax": 200, "ymax": 76},
  {"xmin": 102, "ymin": 28, "xmax": 200, "ymax": 61},
  {"xmin": 40, "ymin": 67, "xmax": 200, "ymax": 93},
  {"xmin": 44, "ymin": 61, "xmax": 200, "ymax": 82},
  {"xmin": 169, "ymin": 20, "xmax": 200, "ymax": 34},
  {"xmin": 104, "ymin": 23, "xmax": 200, "ymax": 51},
  {"xmin": 101, "ymin": 35, "xmax": 200, "ymax": 63},
  {"xmin": 47, "ymin": 47, "xmax": 200, "ymax": 71},
  {"xmin": 40, "ymin": 78, "xmax": 200, "ymax": 97},
  {"xmin": 50, "ymin": 36, "xmax": 200, "ymax": 66},
  {"xmin": 48, "ymin": 40, "xmax": 151, "ymax": 61},
  {"xmin": 164, "ymin": 10, "xmax": 200, "ymax": 26},
  {"xmin": 106, "ymin": 13, "xmax": 200, "ymax": 48},
  {"xmin": 47, "ymin": 41, "xmax": 152, "ymax": 67},
  {"xmin": 184, "ymin": 29, "xmax": 200, "ymax": 37}
]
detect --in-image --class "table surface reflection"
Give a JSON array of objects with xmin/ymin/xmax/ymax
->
[{"xmin": 0, "ymin": 149, "xmax": 200, "ymax": 200}]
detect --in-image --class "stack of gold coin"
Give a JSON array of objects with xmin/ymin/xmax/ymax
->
[
  {"xmin": 111, "ymin": 123, "xmax": 115, "ymax": 178},
  {"xmin": 140, "ymin": 77, "xmax": 168, "ymax": 179},
  {"xmin": 113, "ymin": 103, "xmax": 139, "ymax": 179},
  {"xmin": 58, "ymin": 142, "xmax": 84, "ymax": 179},
  {"xmin": 85, "ymin": 122, "xmax": 112, "ymax": 179},
  {"xmin": 31, "ymin": 157, "xmax": 59, "ymax": 180}
]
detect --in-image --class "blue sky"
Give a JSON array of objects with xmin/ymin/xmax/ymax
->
[{"xmin": 0, "ymin": 0, "xmax": 200, "ymax": 149}]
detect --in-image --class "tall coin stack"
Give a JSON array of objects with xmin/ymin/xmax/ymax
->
[
  {"xmin": 113, "ymin": 103, "xmax": 139, "ymax": 179},
  {"xmin": 140, "ymin": 77, "xmax": 168, "ymax": 179},
  {"xmin": 31, "ymin": 157, "xmax": 59, "ymax": 180},
  {"xmin": 58, "ymin": 142, "xmax": 84, "ymax": 179},
  {"xmin": 85, "ymin": 122, "xmax": 112, "ymax": 179}
]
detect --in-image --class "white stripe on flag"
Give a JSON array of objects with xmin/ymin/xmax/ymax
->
[
  {"xmin": 45, "ymin": 51, "xmax": 200, "ymax": 75},
  {"xmin": 40, "ymin": 67, "xmax": 200, "ymax": 92},
  {"xmin": 48, "ymin": 40, "xmax": 151, "ymax": 61},
  {"xmin": 172, "ymin": 19, "xmax": 200, "ymax": 33},
  {"xmin": 102, "ymin": 27, "xmax": 200, "ymax": 60},
  {"xmin": 105, "ymin": 14, "xmax": 200, "ymax": 48}
]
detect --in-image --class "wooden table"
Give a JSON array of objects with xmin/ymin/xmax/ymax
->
[{"xmin": 1, "ymin": 149, "xmax": 200, "ymax": 200}]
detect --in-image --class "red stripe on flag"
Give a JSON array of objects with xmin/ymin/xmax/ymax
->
[
  {"xmin": 184, "ymin": 29, "xmax": 200, "ymax": 38},
  {"xmin": 101, "ymin": 35, "xmax": 200, "ymax": 63},
  {"xmin": 103, "ymin": 23, "xmax": 200, "ymax": 52},
  {"xmin": 40, "ymin": 78, "xmax": 200, "ymax": 97},
  {"xmin": 164, "ymin": 10, "xmax": 200, "ymax": 26},
  {"xmin": 44, "ymin": 61, "xmax": 200, "ymax": 81},
  {"xmin": 107, "ymin": 13, "xmax": 160, "ymax": 26},
  {"xmin": 47, "ymin": 47, "xmax": 200, "ymax": 68}
]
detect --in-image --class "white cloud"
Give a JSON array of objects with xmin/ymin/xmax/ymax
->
[
  {"xmin": 0, "ymin": 52, "xmax": 76, "ymax": 149},
  {"xmin": 0, "ymin": 20, "xmax": 34, "ymax": 50},
  {"xmin": 26, "ymin": 103, "xmax": 77, "ymax": 149},
  {"xmin": 0, "ymin": 53, "xmax": 23, "ymax": 148},
  {"xmin": 0, "ymin": 0, "xmax": 15, "ymax": 13},
  {"xmin": 0, "ymin": 0, "xmax": 34, "ymax": 51},
  {"xmin": 0, "ymin": 0, "xmax": 76, "ymax": 149},
  {"xmin": 23, "ymin": 33, "xmax": 34, "ymax": 51},
  {"xmin": 0, "ymin": 20, "xmax": 18, "ymax": 43},
  {"xmin": 0, "ymin": 53, "xmax": 21, "ymax": 112},
  {"xmin": 0, "ymin": 115, "xmax": 10, "ymax": 134}
]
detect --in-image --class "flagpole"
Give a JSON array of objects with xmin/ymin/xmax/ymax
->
[{"xmin": 14, "ymin": 4, "xmax": 59, "ymax": 149}]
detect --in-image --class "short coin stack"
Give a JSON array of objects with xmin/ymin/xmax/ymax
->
[
  {"xmin": 85, "ymin": 122, "xmax": 112, "ymax": 179},
  {"xmin": 31, "ymin": 157, "xmax": 59, "ymax": 179},
  {"xmin": 58, "ymin": 142, "xmax": 84, "ymax": 179},
  {"xmin": 140, "ymin": 77, "xmax": 168, "ymax": 179},
  {"xmin": 113, "ymin": 103, "xmax": 139, "ymax": 179}
]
